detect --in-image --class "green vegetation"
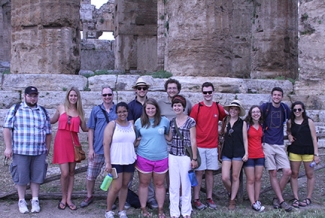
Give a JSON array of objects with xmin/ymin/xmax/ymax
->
[
  {"xmin": 301, "ymin": 13, "xmax": 308, "ymax": 22},
  {"xmin": 151, "ymin": 70, "xmax": 172, "ymax": 78},
  {"xmin": 62, "ymin": 87, "xmax": 67, "ymax": 91},
  {"xmin": 2, "ymin": 69, "xmax": 10, "ymax": 74},
  {"xmin": 100, "ymin": 17, "xmax": 104, "ymax": 24},
  {"xmin": 83, "ymin": 81, "xmax": 91, "ymax": 91}
]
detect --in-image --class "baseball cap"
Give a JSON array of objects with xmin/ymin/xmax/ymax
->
[{"xmin": 25, "ymin": 86, "xmax": 39, "ymax": 95}]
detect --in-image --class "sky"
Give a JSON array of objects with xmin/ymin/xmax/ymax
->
[{"xmin": 92, "ymin": 0, "xmax": 107, "ymax": 9}]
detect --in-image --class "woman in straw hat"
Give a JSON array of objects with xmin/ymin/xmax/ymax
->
[{"xmin": 221, "ymin": 100, "xmax": 248, "ymax": 210}]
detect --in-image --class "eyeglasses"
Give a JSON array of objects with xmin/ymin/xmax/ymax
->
[
  {"xmin": 117, "ymin": 110, "xmax": 128, "ymax": 114},
  {"xmin": 137, "ymin": 87, "xmax": 148, "ymax": 91},
  {"xmin": 202, "ymin": 91, "xmax": 213, "ymax": 95},
  {"xmin": 228, "ymin": 128, "xmax": 234, "ymax": 137},
  {"xmin": 102, "ymin": 93, "xmax": 113, "ymax": 97},
  {"xmin": 293, "ymin": 108, "xmax": 302, "ymax": 112},
  {"xmin": 68, "ymin": 116, "xmax": 72, "ymax": 125}
]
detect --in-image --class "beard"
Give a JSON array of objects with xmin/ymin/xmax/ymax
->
[{"xmin": 25, "ymin": 102, "xmax": 37, "ymax": 107}]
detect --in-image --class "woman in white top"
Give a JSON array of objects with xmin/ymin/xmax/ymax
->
[{"xmin": 103, "ymin": 102, "xmax": 137, "ymax": 218}]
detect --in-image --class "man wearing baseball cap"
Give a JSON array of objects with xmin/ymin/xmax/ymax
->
[{"xmin": 3, "ymin": 86, "xmax": 52, "ymax": 214}]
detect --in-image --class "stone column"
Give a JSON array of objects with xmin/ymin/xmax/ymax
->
[
  {"xmin": 0, "ymin": 0, "xmax": 11, "ymax": 62},
  {"xmin": 11, "ymin": 0, "xmax": 81, "ymax": 74},
  {"xmin": 157, "ymin": 0, "xmax": 165, "ymax": 71}
]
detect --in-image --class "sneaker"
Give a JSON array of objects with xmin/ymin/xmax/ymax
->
[
  {"xmin": 118, "ymin": 210, "xmax": 128, "ymax": 218},
  {"xmin": 252, "ymin": 201, "xmax": 265, "ymax": 212},
  {"xmin": 80, "ymin": 196, "xmax": 94, "ymax": 208},
  {"xmin": 193, "ymin": 199, "xmax": 206, "ymax": 210},
  {"xmin": 105, "ymin": 210, "xmax": 115, "ymax": 218},
  {"xmin": 147, "ymin": 199, "xmax": 158, "ymax": 209},
  {"xmin": 31, "ymin": 199, "xmax": 40, "ymax": 213},
  {"xmin": 18, "ymin": 199, "xmax": 29, "ymax": 214},
  {"xmin": 272, "ymin": 198, "xmax": 280, "ymax": 209},
  {"xmin": 206, "ymin": 198, "xmax": 217, "ymax": 209},
  {"xmin": 124, "ymin": 202, "xmax": 131, "ymax": 210},
  {"xmin": 280, "ymin": 201, "xmax": 293, "ymax": 212}
]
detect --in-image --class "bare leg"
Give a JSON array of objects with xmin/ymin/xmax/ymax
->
[
  {"xmin": 66, "ymin": 162, "xmax": 76, "ymax": 207},
  {"xmin": 118, "ymin": 172, "xmax": 132, "ymax": 212},
  {"xmin": 16, "ymin": 185, "xmax": 27, "ymax": 200},
  {"xmin": 205, "ymin": 170, "xmax": 214, "ymax": 199},
  {"xmin": 106, "ymin": 173, "xmax": 123, "ymax": 211},
  {"xmin": 303, "ymin": 161, "xmax": 315, "ymax": 199},
  {"xmin": 59, "ymin": 163, "xmax": 70, "ymax": 204},
  {"xmin": 30, "ymin": 183, "xmax": 40, "ymax": 198},
  {"xmin": 153, "ymin": 172, "xmax": 166, "ymax": 215},
  {"xmin": 290, "ymin": 161, "xmax": 301, "ymax": 200},
  {"xmin": 244, "ymin": 167, "xmax": 255, "ymax": 205},
  {"xmin": 221, "ymin": 161, "xmax": 232, "ymax": 193},
  {"xmin": 269, "ymin": 170, "xmax": 284, "ymax": 202},
  {"xmin": 194, "ymin": 171, "xmax": 204, "ymax": 199},
  {"xmin": 279, "ymin": 168, "xmax": 291, "ymax": 193},
  {"xmin": 138, "ymin": 172, "xmax": 152, "ymax": 213},
  {"xmin": 86, "ymin": 180, "xmax": 96, "ymax": 197},
  {"xmin": 230, "ymin": 160, "xmax": 243, "ymax": 201},
  {"xmin": 254, "ymin": 165, "xmax": 264, "ymax": 201}
]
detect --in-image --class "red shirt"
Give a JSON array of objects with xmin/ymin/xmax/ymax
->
[
  {"xmin": 247, "ymin": 125, "xmax": 264, "ymax": 158},
  {"xmin": 190, "ymin": 102, "xmax": 227, "ymax": 148}
]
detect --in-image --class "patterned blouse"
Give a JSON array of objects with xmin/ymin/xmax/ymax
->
[{"xmin": 170, "ymin": 116, "xmax": 196, "ymax": 156}]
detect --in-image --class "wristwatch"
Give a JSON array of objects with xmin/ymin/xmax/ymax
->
[
  {"xmin": 192, "ymin": 158, "xmax": 197, "ymax": 161},
  {"xmin": 314, "ymin": 153, "xmax": 319, "ymax": 157}
]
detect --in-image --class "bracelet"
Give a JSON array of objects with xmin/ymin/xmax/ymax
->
[
  {"xmin": 314, "ymin": 154, "xmax": 319, "ymax": 157},
  {"xmin": 192, "ymin": 159, "xmax": 197, "ymax": 161}
]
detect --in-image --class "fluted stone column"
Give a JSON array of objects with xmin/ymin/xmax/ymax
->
[
  {"xmin": 11, "ymin": 0, "xmax": 81, "ymax": 74},
  {"xmin": 0, "ymin": 0, "xmax": 11, "ymax": 62}
]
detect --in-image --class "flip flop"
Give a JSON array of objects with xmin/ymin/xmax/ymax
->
[
  {"xmin": 58, "ymin": 201, "xmax": 66, "ymax": 210},
  {"xmin": 67, "ymin": 203, "xmax": 77, "ymax": 210}
]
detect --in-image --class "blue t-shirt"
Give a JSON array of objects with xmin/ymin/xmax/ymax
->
[
  {"xmin": 87, "ymin": 104, "xmax": 117, "ymax": 154},
  {"xmin": 135, "ymin": 117, "xmax": 170, "ymax": 161},
  {"xmin": 127, "ymin": 98, "xmax": 144, "ymax": 122},
  {"xmin": 260, "ymin": 102, "xmax": 290, "ymax": 145}
]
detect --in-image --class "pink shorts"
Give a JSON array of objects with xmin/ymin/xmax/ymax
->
[{"xmin": 135, "ymin": 155, "xmax": 168, "ymax": 174}]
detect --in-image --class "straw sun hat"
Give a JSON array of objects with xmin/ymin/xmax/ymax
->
[{"xmin": 224, "ymin": 100, "xmax": 246, "ymax": 117}]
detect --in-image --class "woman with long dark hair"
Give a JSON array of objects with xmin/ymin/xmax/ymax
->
[
  {"xmin": 244, "ymin": 105, "xmax": 265, "ymax": 212},
  {"xmin": 287, "ymin": 101, "xmax": 320, "ymax": 207}
]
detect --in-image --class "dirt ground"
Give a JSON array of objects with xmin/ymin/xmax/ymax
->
[{"xmin": 1, "ymin": 147, "xmax": 325, "ymax": 218}]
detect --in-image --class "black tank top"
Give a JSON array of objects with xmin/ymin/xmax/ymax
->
[
  {"xmin": 222, "ymin": 118, "xmax": 245, "ymax": 158},
  {"xmin": 288, "ymin": 118, "xmax": 314, "ymax": 155}
]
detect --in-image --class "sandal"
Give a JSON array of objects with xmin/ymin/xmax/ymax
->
[
  {"xmin": 58, "ymin": 201, "xmax": 66, "ymax": 210},
  {"xmin": 300, "ymin": 198, "xmax": 312, "ymax": 207},
  {"xmin": 141, "ymin": 208, "xmax": 151, "ymax": 217},
  {"xmin": 67, "ymin": 203, "xmax": 77, "ymax": 210},
  {"xmin": 158, "ymin": 212, "xmax": 166, "ymax": 218},
  {"xmin": 292, "ymin": 199, "xmax": 299, "ymax": 208}
]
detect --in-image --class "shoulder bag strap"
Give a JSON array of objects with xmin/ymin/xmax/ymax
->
[{"xmin": 98, "ymin": 105, "xmax": 110, "ymax": 123}]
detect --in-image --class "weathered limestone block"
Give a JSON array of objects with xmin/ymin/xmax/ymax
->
[
  {"xmin": 10, "ymin": 0, "xmax": 81, "ymax": 74},
  {"xmin": 298, "ymin": 0, "xmax": 325, "ymax": 82},
  {"xmin": 88, "ymin": 74, "xmax": 117, "ymax": 91},
  {"xmin": 0, "ymin": 91, "xmax": 20, "ymax": 109},
  {"xmin": 2, "ymin": 74, "xmax": 87, "ymax": 91},
  {"xmin": 80, "ymin": 3, "xmax": 94, "ymax": 21},
  {"xmin": 0, "ymin": 0, "xmax": 11, "ymax": 62},
  {"xmin": 294, "ymin": 81, "xmax": 325, "ymax": 96}
]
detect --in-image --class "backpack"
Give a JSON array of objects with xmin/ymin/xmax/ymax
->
[
  {"xmin": 197, "ymin": 101, "xmax": 221, "ymax": 120},
  {"xmin": 126, "ymin": 188, "xmax": 140, "ymax": 208},
  {"xmin": 261, "ymin": 102, "xmax": 288, "ymax": 131},
  {"xmin": 13, "ymin": 102, "xmax": 49, "ymax": 120}
]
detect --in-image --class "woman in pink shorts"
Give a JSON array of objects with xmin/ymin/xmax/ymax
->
[{"xmin": 134, "ymin": 98, "xmax": 170, "ymax": 218}]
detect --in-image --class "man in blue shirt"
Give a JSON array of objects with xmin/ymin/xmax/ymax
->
[
  {"xmin": 260, "ymin": 87, "xmax": 292, "ymax": 212},
  {"xmin": 80, "ymin": 85, "xmax": 117, "ymax": 208},
  {"xmin": 3, "ymin": 86, "xmax": 52, "ymax": 214}
]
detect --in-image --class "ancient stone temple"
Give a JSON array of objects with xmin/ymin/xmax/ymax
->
[{"xmin": 10, "ymin": 0, "xmax": 81, "ymax": 74}]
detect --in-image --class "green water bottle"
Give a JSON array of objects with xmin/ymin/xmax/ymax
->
[{"xmin": 100, "ymin": 173, "xmax": 113, "ymax": 191}]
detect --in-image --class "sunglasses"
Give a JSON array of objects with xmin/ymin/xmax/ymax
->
[
  {"xmin": 202, "ymin": 91, "xmax": 213, "ymax": 95},
  {"xmin": 68, "ymin": 116, "xmax": 72, "ymax": 125},
  {"xmin": 102, "ymin": 93, "xmax": 113, "ymax": 97},
  {"xmin": 293, "ymin": 108, "xmax": 302, "ymax": 112},
  {"xmin": 228, "ymin": 128, "xmax": 234, "ymax": 137},
  {"xmin": 137, "ymin": 87, "xmax": 148, "ymax": 91}
]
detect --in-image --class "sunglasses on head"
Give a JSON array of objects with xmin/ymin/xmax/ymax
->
[
  {"xmin": 293, "ymin": 108, "xmax": 302, "ymax": 112},
  {"xmin": 202, "ymin": 91, "xmax": 213, "ymax": 95},
  {"xmin": 228, "ymin": 128, "xmax": 234, "ymax": 137},
  {"xmin": 102, "ymin": 93, "xmax": 113, "ymax": 97},
  {"xmin": 68, "ymin": 115, "xmax": 72, "ymax": 125},
  {"xmin": 137, "ymin": 87, "xmax": 148, "ymax": 91}
]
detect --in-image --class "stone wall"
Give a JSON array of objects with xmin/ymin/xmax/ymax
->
[
  {"xmin": 114, "ymin": 0, "xmax": 158, "ymax": 72},
  {"xmin": 10, "ymin": 0, "xmax": 81, "ymax": 74},
  {"xmin": 295, "ymin": 0, "xmax": 325, "ymax": 96},
  {"xmin": 80, "ymin": 39, "xmax": 114, "ymax": 71},
  {"xmin": 0, "ymin": 0, "xmax": 11, "ymax": 62}
]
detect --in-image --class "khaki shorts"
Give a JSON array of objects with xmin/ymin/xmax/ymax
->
[
  {"xmin": 195, "ymin": 147, "xmax": 219, "ymax": 171},
  {"xmin": 262, "ymin": 143, "xmax": 290, "ymax": 171}
]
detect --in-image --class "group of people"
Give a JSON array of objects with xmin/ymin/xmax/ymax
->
[{"xmin": 2, "ymin": 81, "xmax": 320, "ymax": 218}]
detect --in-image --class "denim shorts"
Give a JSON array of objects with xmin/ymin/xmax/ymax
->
[
  {"xmin": 243, "ymin": 157, "xmax": 265, "ymax": 167},
  {"xmin": 112, "ymin": 163, "xmax": 135, "ymax": 174},
  {"xmin": 222, "ymin": 156, "xmax": 243, "ymax": 161}
]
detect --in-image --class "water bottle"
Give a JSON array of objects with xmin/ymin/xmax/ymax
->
[
  {"xmin": 100, "ymin": 174, "xmax": 113, "ymax": 191},
  {"xmin": 310, "ymin": 161, "xmax": 316, "ymax": 168},
  {"xmin": 188, "ymin": 170, "xmax": 198, "ymax": 187}
]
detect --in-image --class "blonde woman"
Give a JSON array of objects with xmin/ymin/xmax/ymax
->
[{"xmin": 52, "ymin": 87, "xmax": 88, "ymax": 210}]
